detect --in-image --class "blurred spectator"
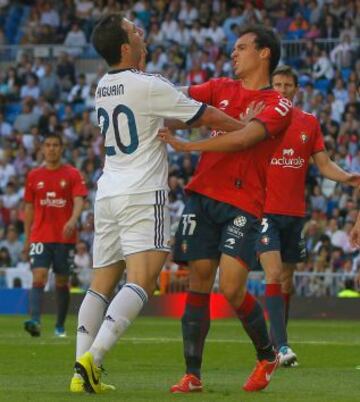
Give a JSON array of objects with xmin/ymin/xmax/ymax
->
[
  {"xmin": 0, "ymin": 225, "xmax": 23, "ymax": 265},
  {"xmin": 67, "ymin": 73, "xmax": 90, "ymax": 104},
  {"xmin": 0, "ymin": 247, "xmax": 11, "ymax": 267},
  {"xmin": 63, "ymin": 23, "xmax": 87, "ymax": 56},
  {"xmin": 20, "ymin": 74, "xmax": 40, "ymax": 101}
]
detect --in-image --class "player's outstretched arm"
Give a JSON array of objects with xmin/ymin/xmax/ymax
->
[
  {"xmin": 158, "ymin": 120, "xmax": 266, "ymax": 152},
  {"xmin": 165, "ymin": 105, "xmax": 245, "ymax": 132},
  {"xmin": 313, "ymin": 151, "xmax": 360, "ymax": 187},
  {"xmin": 350, "ymin": 213, "xmax": 360, "ymax": 248}
]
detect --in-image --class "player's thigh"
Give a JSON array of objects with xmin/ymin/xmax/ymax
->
[
  {"xmin": 255, "ymin": 214, "xmax": 282, "ymax": 257},
  {"xmin": 188, "ymin": 259, "xmax": 218, "ymax": 293},
  {"xmin": 220, "ymin": 209, "xmax": 259, "ymax": 270},
  {"xmin": 126, "ymin": 250, "xmax": 169, "ymax": 296},
  {"xmin": 52, "ymin": 243, "xmax": 75, "ymax": 276},
  {"xmin": 280, "ymin": 217, "xmax": 306, "ymax": 264},
  {"xmin": 91, "ymin": 261, "xmax": 126, "ymax": 298},
  {"xmin": 29, "ymin": 242, "xmax": 52, "ymax": 283},
  {"xmin": 173, "ymin": 193, "xmax": 221, "ymax": 263},
  {"xmin": 93, "ymin": 198, "xmax": 125, "ymax": 269},
  {"xmin": 121, "ymin": 191, "xmax": 171, "ymax": 256},
  {"xmin": 218, "ymin": 253, "xmax": 249, "ymax": 307}
]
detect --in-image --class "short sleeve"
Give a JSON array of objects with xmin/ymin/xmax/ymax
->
[
  {"xmin": 71, "ymin": 169, "xmax": 88, "ymax": 197},
  {"xmin": 188, "ymin": 80, "xmax": 214, "ymax": 104},
  {"xmin": 149, "ymin": 75, "xmax": 207, "ymax": 124},
  {"xmin": 253, "ymin": 97, "xmax": 293, "ymax": 139},
  {"xmin": 24, "ymin": 173, "xmax": 34, "ymax": 203}
]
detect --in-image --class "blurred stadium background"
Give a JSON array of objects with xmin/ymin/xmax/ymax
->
[{"xmin": 0, "ymin": 0, "xmax": 360, "ymax": 313}]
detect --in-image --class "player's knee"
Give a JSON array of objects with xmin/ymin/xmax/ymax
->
[
  {"xmin": 264, "ymin": 266, "xmax": 282, "ymax": 284},
  {"xmin": 32, "ymin": 270, "xmax": 48, "ymax": 285},
  {"xmin": 281, "ymin": 277, "xmax": 294, "ymax": 294},
  {"xmin": 55, "ymin": 275, "xmax": 69, "ymax": 288},
  {"xmin": 220, "ymin": 282, "xmax": 246, "ymax": 306}
]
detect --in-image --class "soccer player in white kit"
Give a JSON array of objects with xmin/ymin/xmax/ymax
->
[{"xmin": 70, "ymin": 14, "xmax": 245, "ymax": 394}]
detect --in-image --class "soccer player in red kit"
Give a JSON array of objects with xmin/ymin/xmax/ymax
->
[
  {"xmin": 256, "ymin": 65, "xmax": 360, "ymax": 366},
  {"xmin": 24, "ymin": 133, "xmax": 88, "ymax": 337},
  {"xmin": 159, "ymin": 25, "xmax": 292, "ymax": 392}
]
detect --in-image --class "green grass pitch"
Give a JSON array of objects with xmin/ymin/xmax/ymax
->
[{"xmin": 0, "ymin": 315, "xmax": 359, "ymax": 401}]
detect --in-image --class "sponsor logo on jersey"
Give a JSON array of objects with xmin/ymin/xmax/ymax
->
[
  {"xmin": 40, "ymin": 197, "xmax": 67, "ymax": 207},
  {"xmin": 270, "ymin": 148, "xmax": 305, "ymax": 169},
  {"xmin": 219, "ymin": 99, "xmax": 229, "ymax": 110},
  {"xmin": 233, "ymin": 215, "xmax": 247, "ymax": 227},
  {"xmin": 224, "ymin": 238, "xmax": 236, "ymax": 249}
]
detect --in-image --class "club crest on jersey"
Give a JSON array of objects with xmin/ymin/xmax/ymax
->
[
  {"xmin": 219, "ymin": 99, "xmax": 229, "ymax": 110},
  {"xmin": 300, "ymin": 132, "xmax": 309, "ymax": 143},
  {"xmin": 261, "ymin": 236, "xmax": 270, "ymax": 245},
  {"xmin": 233, "ymin": 216, "xmax": 247, "ymax": 227},
  {"xmin": 60, "ymin": 179, "xmax": 67, "ymax": 188},
  {"xmin": 36, "ymin": 181, "xmax": 44, "ymax": 189}
]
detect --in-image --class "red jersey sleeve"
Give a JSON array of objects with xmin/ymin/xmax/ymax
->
[
  {"xmin": 253, "ymin": 97, "xmax": 293, "ymax": 139},
  {"xmin": 188, "ymin": 79, "xmax": 215, "ymax": 104},
  {"xmin": 24, "ymin": 172, "xmax": 34, "ymax": 203},
  {"xmin": 311, "ymin": 119, "xmax": 325, "ymax": 154},
  {"xmin": 71, "ymin": 169, "xmax": 88, "ymax": 198}
]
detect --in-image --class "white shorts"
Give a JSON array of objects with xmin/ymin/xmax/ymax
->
[{"xmin": 93, "ymin": 190, "xmax": 170, "ymax": 268}]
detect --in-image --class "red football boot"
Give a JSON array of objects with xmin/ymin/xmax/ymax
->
[
  {"xmin": 170, "ymin": 374, "xmax": 203, "ymax": 393},
  {"xmin": 242, "ymin": 355, "xmax": 279, "ymax": 392}
]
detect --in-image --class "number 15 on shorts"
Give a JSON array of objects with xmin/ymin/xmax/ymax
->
[{"xmin": 182, "ymin": 214, "xmax": 197, "ymax": 236}]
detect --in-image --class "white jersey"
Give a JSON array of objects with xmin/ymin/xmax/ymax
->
[{"xmin": 95, "ymin": 69, "xmax": 206, "ymax": 200}]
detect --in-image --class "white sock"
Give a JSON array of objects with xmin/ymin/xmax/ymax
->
[
  {"xmin": 89, "ymin": 283, "xmax": 148, "ymax": 366},
  {"xmin": 76, "ymin": 289, "xmax": 109, "ymax": 359}
]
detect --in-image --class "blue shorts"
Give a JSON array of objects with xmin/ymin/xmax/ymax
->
[
  {"xmin": 173, "ymin": 193, "xmax": 260, "ymax": 269},
  {"xmin": 255, "ymin": 214, "xmax": 306, "ymax": 263},
  {"xmin": 29, "ymin": 242, "xmax": 75, "ymax": 275}
]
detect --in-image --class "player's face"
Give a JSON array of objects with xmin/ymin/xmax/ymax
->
[
  {"xmin": 231, "ymin": 33, "xmax": 267, "ymax": 78},
  {"xmin": 42, "ymin": 138, "xmax": 63, "ymax": 164},
  {"xmin": 121, "ymin": 19, "xmax": 145, "ymax": 67},
  {"xmin": 272, "ymin": 74, "xmax": 297, "ymax": 101}
]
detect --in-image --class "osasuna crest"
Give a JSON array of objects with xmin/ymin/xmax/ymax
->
[
  {"xmin": 37, "ymin": 181, "xmax": 44, "ymax": 189},
  {"xmin": 233, "ymin": 216, "xmax": 247, "ymax": 227},
  {"xmin": 60, "ymin": 179, "xmax": 67, "ymax": 188},
  {"xmin": 300, "ymin": 132, "xmax": 309, "ymax": 144},
  {"xmin": 261, "ymin": 235, "xmax": 270, "ymax": 245}
]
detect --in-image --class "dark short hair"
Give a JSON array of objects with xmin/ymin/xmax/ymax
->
[
  {"xmin": 42, "ymin": 132, "xmax": 63, "ymax": 146},
  {"xmin": 91, "ymin": 13, "xmax": 129, "ymax": 66},
  {"xmin": 271, "ymin": 65, "xmax": 299, "ymax": 87},
  {"xmin": 238, "ymin": 25, "xmax": 281, "ymax": 74}
]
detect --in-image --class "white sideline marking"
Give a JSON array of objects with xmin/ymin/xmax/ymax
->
[{"xmin": 121, "ymin": 336, "xmax": 360, "ymax": 346}]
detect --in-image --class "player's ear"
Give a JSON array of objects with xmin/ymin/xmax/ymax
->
[
  {"xmin": 259, "ymin": 47, "xmax": 270, "ymax": 61},
  {"xmin": 121, "ymin": 43, "xmax": 131, "ymax": 58}
]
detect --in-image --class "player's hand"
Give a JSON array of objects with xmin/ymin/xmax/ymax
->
[
  {"xmin": 239, "ymin": 101, "xmax": 265, "ymax": 125},
  {"xmin": 158, "ymin": 128, "xmax": 190, "ymax": 152},
  {"xmin": 349, "ymin": 222, "xmax": 360, "ymax": 249},
  {"xmin": 344, "ymin": 173, "xmax": 360, "ymax": 188},
  {"xmin": 23, "ymin": 239, "xmax": 30, "ymax": 257},
  {"xmin": 63, "ymin": 219, "xmax": 77, "ymax": 239}
]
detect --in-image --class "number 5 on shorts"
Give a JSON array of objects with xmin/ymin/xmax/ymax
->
[{"xmin": 182, "ymin": 214, "xmax": 197, "ymax": 236}]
